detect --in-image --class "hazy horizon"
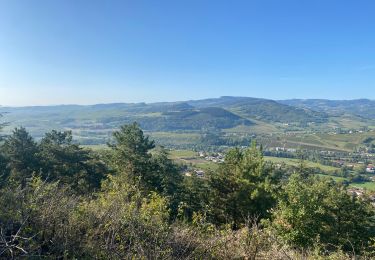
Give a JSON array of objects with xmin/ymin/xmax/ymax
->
[{"xmin": 0, "ymin": 95, "xmax": 374, "ymax": 108}]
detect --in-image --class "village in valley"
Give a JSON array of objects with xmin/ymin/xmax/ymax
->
[{"xmin": 174, "ymin": 138, "xmax": 375, "ymax": 197}]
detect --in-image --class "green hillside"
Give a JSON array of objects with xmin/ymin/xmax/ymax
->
[
  {"xmin": 188, "ymin": 96, "xmax": 328, "ymax": 123},
  {"xmin": 0, "ymin": 96, "xmax": 325, "ymax": 135},
  {"xmin": 1, "ymin": 96, "xmax": 374, "ymax": 149},
  {"xmin": 280, "ymin": 99, "xmax": 375, "ymax": 119}
]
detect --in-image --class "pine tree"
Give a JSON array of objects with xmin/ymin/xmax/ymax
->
[
  {"xmin": 270, "ymin": 174, "xmax": 375, "ymax": 253},
  {"xmin": 209, "ymin": 142, "xmax": 278, "ymax": 228},
  {"xmin": 110, "ymin": 122, "xmax": 156, "ymax": 189},
  {"xmin": 2, "ymin": 127, "xmax": 40, "ymax": 187},
  {"xmin": 39, "ymin": 130, "xmax": 107, "ymax": 193}
]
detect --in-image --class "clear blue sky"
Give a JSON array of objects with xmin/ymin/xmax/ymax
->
[{"xmin": 1, "ymin": 0, "xmax": 375, "ymax": 106}]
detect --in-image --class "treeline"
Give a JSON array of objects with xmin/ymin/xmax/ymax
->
[{"xmin": 0, "ymin": 123, "xmax": 375, "ymax": 259}]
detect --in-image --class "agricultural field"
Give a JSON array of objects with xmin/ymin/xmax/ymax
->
[
  {"xmin": 259, "ymin": 131, "xmax": 375, "ymax": 152},
  {"xmin": 168, "ymin": 149, "xmax": 219, "ymax": 171},
  {"xmin": 169, "ymin": 149, "xmax": 338, "ymax": 172},
  {"xmin": 317, "ymin": 174, "xmax": 375, "ymax": 191},
  {"xmin": 264, "ymin": 156, "xmax": 340, "ymax": 172},
  {"xmin": 168, "ymin": 149, "xmax": 375, "ymax": 191},
  {"xmin": 351, "ymin": 182, "xmax": 375, "ymax": 191},
  {"xmin": 147, "ymin": 131, "xmax": 201, "ymax": 148}
]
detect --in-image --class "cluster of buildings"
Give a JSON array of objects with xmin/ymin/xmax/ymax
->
[
  {"xmin": 198, "ymin": 152, "xmax": 225, "ymax": 163},
  {"xmin": 270, "ymin": 147, "xmax": 297, "ymax": 153},
  {"xmin": 329, "ymin": 128, "xmax": 373, "ymax": 135}
]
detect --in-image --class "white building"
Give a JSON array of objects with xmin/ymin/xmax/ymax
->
[
  {"xmin": 366, "ymin": 166, "xmax": 375, "ymax": 173},
  {"xmin": 195, "ymin": 170, "xmax": 205, "ymax": 178}
]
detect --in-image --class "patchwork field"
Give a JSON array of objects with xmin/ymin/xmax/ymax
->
[{"xmin": 168, "ymin": 149, "xmax": 375, "ymax": 191}]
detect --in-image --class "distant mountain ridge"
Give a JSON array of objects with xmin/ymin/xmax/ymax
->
[
  {"xmin": 0, "ymin": 96, "xmax": 328, "ymax": 125},
  {"xmin": 279, "ymin": 99, "xmax": 375, "ymax": 119},
  {"xmin": 1, "ymin": 96, "xmax": 374, "ymax": 140}
]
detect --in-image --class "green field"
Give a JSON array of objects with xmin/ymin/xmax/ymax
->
[
  {"xmin": 264, "ymin": 156, "xmax": 340, "ymax": 172},
  {"xmin": 258, "ymin": 130, "xmax": 375, "ymax": 152},
  {"xmin": 316, "ymin": 174, "xmax": 347, "ymax": 182},
  {"xmin": 316, "ymin": 174, "xmax": 375, "ymax": 191},
  {"xmin": 350, "ymin": 182, "xmax": 375, "ymax": 191},
  {"xmin": 148, "ymin": 131, "xmax": 201, "ymax": 147},
  {"xmin": 168, "ymin": 149, "xmax": 197, "ymax": 159},
  {"xmin": 168, "ymin": 150, "xmax": 375, "ymax": 191},
  {"xmin": 168, "ymin": 150, "xmax": 219, "ymax": 171},
  {"xmin": 81, "ymin": 144, "xmax": 109, "ymax": 151}
]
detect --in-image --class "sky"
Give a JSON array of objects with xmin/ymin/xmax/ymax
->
[{"xmin": 1, "ymin": 0, "xmax": 375, "ymax": 106}]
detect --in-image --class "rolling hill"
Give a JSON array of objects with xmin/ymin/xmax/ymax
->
[
  {"xmin": 279, "ymin": 99, "xmax": 375, "ymax": 119},
  {"xmin": 0, "ymin": 96, "xmax": 329, "ymax": 133},
  {"xmin": 98, "ymin": 107, "xmax": 252, "ymax": 131},
  {"xmin": 1, "ymin": 96, "xmax": 374, "ymax": 147},
  {"xmin": 188, "ymin": 96, "xmax": 328, "ymax": 123}
]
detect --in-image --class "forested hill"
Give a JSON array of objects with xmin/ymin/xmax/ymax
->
[
  {"xmin": 0, "ymin": 96, "xmax": 329, "ymax": 135},
  {"xmin": 187, "ymin": 96, "xmax": 328, "ymax": 123}
]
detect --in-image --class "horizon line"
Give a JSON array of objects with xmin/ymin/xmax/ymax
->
[{"xmin": 0, "ymin": 96, "xmax": 374, "ymax": 108}]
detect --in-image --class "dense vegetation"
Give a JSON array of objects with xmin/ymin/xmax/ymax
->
[
  {"xmin": 0, "ymin": 122, "xmax": 375, "ymax": 259},
  {"xmin": 212, "ymin": 97, "xmax": 328, "ymax": 123}
]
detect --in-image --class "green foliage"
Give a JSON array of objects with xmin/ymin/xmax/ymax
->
[
  {"xmin": 39, "ymin": 130, "xmax": 107, "ymax": 193},
  {"xmin": 269, "ymin": 174, "xmax": 375, "ymax": 253},
  {"xmin": 109, "ymin": 123, "xmax": 184, "ymax": 217},
  {"xmin": 0, "ymin": 128, "xmax": 108, "ymax": 193},
  {"xmin": 0, "ymin": 123, "xmax": 374, "ymax": 258},
  {"xmin": 209, "ymin": 142, "xmax": 280, "ymax": 228},
  {"xmin": 178, "ymin": 174, "xmax": 210, "ymax": 222},
  {"xmin": 1, "ymin": 127, "xmax": 40, "ymax": 187},
  {"xmin": 151, "ymin": 147, "xmax": 184, "ymax": 216},
  {"xmin": 0, "ymin": 153, "xmax": 8, "ymax": 187},
  {"xmin": 110, "ymin": 122, "xmax": 155, "ymax": 185},
  {"xmin": 0, "ymin": 113, "xmax": 6, "ymax": 141},
  {"xmin": 0, "ymin": 177, "xmax": 80, "ymax": 258},
  {"xmin": 75, "ymin": 175, "xmax": 171, "ymax": 258}
]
